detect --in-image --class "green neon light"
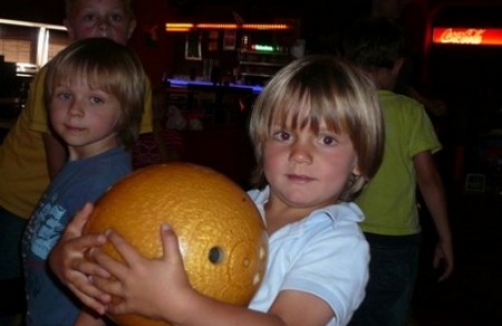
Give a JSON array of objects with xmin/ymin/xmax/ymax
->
[{"xmin": 253, "ymin": 44, "xmax": 274, "ymax": 52}]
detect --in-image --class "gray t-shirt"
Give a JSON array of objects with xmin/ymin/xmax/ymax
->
[{"xmin": 22, "ymin": 147, "xmax": 131, "ymax": 326}]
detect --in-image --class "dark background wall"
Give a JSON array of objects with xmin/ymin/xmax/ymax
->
[
  {"xmin": 2, "ymin": 0, "xmax": 501, "ymax": 89},
  {"xmin": 0, "ymin": 0, "xmax": 383, "ymax": 84}
]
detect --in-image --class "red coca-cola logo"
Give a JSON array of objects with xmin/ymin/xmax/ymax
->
[{"xmin": 439, "ymin": 28, "xmax": 486, "ymax": 44}]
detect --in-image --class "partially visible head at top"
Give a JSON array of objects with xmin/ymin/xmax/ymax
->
[
  {"xmin": 45, "ymin": 37, "xmax": 147, "ymax": 149},
  {"xmin": 249, "ymin": 55, "xmax": 384, "ymax": 202},
  {"xmin": 64, "ymin": 0, "xmax": 136, "ymax": 45},
  {"xmin": 342, "ymin": 16, "xmax": 408, "ymax": 89},
  {"xmin": 370, "ymin": 0, "xmax": 410, "ymax": 20},
  {"xmin": 342, "ymin": 16, "xmax": 408, "ymax": 71}
]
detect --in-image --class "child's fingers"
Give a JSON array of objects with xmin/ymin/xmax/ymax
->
[
  {"xmin": 105, "ymin": 229, "xmax": 143, "ymax": 267},
  {"xmin": 160, "ymin": 223, "xmax": 183, "ymax": 264},
  {"xmin": 437, "ymin": 263, "xmax": 454, "ymax": 282},
  {"xmin": 77, "ymin": 234, "xmax": 108, "ymax": 258},
  {"xmin": 48, "ymin": 234, "xmax": 108, "ymax": 281},
  {"xmin": 90, "ymin": 243, "xmax": 130, "ymax": 281},
  {"xmin": 74, "ymin": 256, "xmax": 111, "ymax": 279},
  {"xmin": 90, "ymin": 274, "xmax": 124, "ymax": 299},
  {"xmin": 64, "ymin": 203, "xmax": 95, "ymax": 239},
  {"xmin": 68, "ymin": 282, "xmax": 109, "ymax": 315},
  {"xmin": 74, "ymin": 202, "xmax": 94, "ymax": 225},
  {"xmin": 69, "ymin": 278, "xmax": 111, "ymax": 303},
  {"xmin": 71, "ymin": 233, "xmax": 107, "ymax": 252},
  {"xmin": 105, "ymin": 300, "xmax": 131, "ymax": 316},
  {"xmin": 433, "ymin": 247, "xmax": 454, "ymax": 282}
]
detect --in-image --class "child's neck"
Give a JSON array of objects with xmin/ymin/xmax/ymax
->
[
  {"xmin": 68, "ymin": 142, "xmax": 119, "ymax": 161},
  {"xmin": 264, "ymin": 196, "xmax": 335, "ymax": 234},
  {"xmin": 265, "ymin": 204, "xmax": 306, "ymax": 234},
  {"xmin": 370, "ymin": 70, "xmax": 396, "ymax": 91}
]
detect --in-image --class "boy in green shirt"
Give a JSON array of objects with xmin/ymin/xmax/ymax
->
[{"xmin": 342, "ymin": 16, "xmax": 454, "ymax": 326}]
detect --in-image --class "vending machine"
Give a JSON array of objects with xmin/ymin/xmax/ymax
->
[{"xmin": 425, "ymin": 2, "xmax": 502, "ymax": 193}]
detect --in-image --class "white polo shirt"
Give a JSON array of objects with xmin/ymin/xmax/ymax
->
[{"xmin": 247, "ymin": 186, "xmax": 369, "ymax": 326}]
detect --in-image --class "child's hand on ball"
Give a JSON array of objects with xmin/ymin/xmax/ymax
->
[
  {"xmin": 49, "ymin": 203, "xmax": 112, "ymax": 315},
  {"xmin": 90, "ymin": 224, "xmax": 196, "ymax": 323}
]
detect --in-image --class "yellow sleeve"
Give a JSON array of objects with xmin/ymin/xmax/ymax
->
[
  {"xmin": 26, "ymin": 66, "xmax": 50, "ymax": 133},
  {"xmin": 139, "ymin": 78, "xmax": 153, "ymax": 134}
]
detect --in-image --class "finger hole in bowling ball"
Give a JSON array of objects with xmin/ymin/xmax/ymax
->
[{"xmin": 208, "ymin": 246, "xmax": 224, "ymax": 264}]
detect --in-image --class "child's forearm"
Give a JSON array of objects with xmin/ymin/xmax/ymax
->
[
  {"xmin": 415, "ymin": 154, "xmax": 452, "ymax": 242},
  {"xmin": 42, "ymin": 132, "xmax": 67, "ymax": 179},
  {"xmin": 414, "ymin": 151, "xmax": 454, "ymax": 280}
]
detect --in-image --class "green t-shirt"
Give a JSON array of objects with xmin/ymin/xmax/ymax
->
[{"xmin": 356, "ymin": 90, "xmax": 441, "ymax": 236}]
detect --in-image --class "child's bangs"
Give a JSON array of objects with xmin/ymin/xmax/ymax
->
[
  {"xmin": 53, "ymin": 60, "xmax": 116, "ymax": 93},
  {"xmin": 270, "ymin": 88, "xmax": 306, "ymax": 130},
  {"xmin": 270, "ymin": 86, "xmax": 347, "ymax": 135}
]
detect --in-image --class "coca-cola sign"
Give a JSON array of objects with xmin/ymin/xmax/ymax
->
[{"xmin": 433, "ymin": 27, "xmax": 502, "ymax": 46}]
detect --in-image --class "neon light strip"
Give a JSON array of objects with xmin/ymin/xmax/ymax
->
[
  {"xmin": 166, "ymin": 28, "xmax": 191, "ymax": 32},
  {"xmin": 252, "ymin": 44, "xmax": 275, "ymax": 52},
  {"xmin": 242, "ymin": 24, "xmax": 290, "ymax": 30},
  {"xmin": 166, "ymin": 23, "xmax": 193, "ymax": 32},
  {"xmin": 167, "ymin": 79, "xmax": 263, "ymax": 94},
  {"xmin": 166, "ymin": 23, "xmax": 193, "ymax": 29},
  {"xmin": 433, "ymin": 27, "xmax": 502, "ymax": 46},
  {"xmin": 196, "ymin": 23, "xmax": 238, "ymax": 29},
  {"xmin": 165, "ymin": 23, "xmax": 291, "ymax": 32}
]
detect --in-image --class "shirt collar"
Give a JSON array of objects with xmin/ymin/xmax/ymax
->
[{"xmin": 248, "ymin": 186, "xmax": 365, "ymax": 229}]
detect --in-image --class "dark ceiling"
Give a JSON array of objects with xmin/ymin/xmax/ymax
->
[
  {"xmin": 0, "ymin": 0, "xmax": 368, "ymax": 28},
  {"xmin": 0, "ymin": 0, "xmax": 66, "ymax": 25},
  {"xmin": 1, "ymin": 0, "xmax": 501, "ymax": 27}
]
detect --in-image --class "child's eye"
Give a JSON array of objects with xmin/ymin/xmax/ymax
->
[
  {"xmin": 90, "ymin": 96, "xmax": 104, "ymax": 105},
  {"xmin": 319, "ymin": 135, "xmax": 338, "ymax": 146},
  {"xmin": 110, "ymin": 14, "xmax": 124, "ymax": 22},
  {"xmin": 82, "ymin": 14, "xmax": 97, "ymax": 22},
  {"xmin": 56, "ymin": 92, "xmax": 71, "ymax": 101},
  {"xmin": 272, "ymin": 130, "xmax": 291, "ymax": 142}
]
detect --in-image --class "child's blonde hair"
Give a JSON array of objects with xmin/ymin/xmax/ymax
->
[
  {"xmin": 249, "ymin": 55, "xmax": 384, "ymax": 201},
  {"xmin": 45, "ymin": 37, "xmax": 146, "ymax": 149},
  {"xmin": 65, "ymin": 0, "xmax": 135, "ymax": 20}
]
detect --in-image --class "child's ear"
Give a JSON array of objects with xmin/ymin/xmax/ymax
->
[
  {"xmin": 127, "ymin": 19, "xmax": 137, "ymax": 40},
  {"xmin": 352, "ymin": 163, "xmax": 362, "ymax": 177},
  {"xmin": 392, "ymin": 57, "xmax": 404, "ymax": 77},
  {"xmin": 63, "ymin": 19, "xmax": 76, "ymax": 40}
]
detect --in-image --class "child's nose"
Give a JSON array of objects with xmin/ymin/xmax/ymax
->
[
  {"xmin": 97, "ymin": 18, "xmax": 111, "ymax": 34},
  {"xmin": 289, "ymin": 142, "xmax": 312, "ymax": 164},
  {"xmin": 68, "ymin": 101, "xmax": 84, "ymax": 116}
]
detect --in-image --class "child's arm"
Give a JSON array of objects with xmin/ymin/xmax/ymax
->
[
  {"xmin": 73, "ymin": 309, "xmax": 107, "ymax": 326},
  {"xmin": 42, "ymin": 132, "xmax": 67, "ymax": 179},
  {"xmin": 407, "ymin": 86, "xmax": 448, "ymax": 117},
  {"xmin": 89, "ymin": 225, "xmax": 334, "ymax": 326},
  {"xmin": 414, "ymin": 151, "xmax": 454, "ymax": 282},
  {"xmin": 24, "ymin": 67, "xmax": 66, "ymax": 179},
  {"xmin": 48, "ymin": 203, "xmax": 111, "ymax": 314}
]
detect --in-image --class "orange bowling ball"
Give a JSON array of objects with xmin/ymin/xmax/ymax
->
[{"xmin": 84, "ymin": 163, "xmax": 268, "ymax": 326}]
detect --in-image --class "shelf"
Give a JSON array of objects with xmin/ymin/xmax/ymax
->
[
  {"xmin": 239, "ymin": 61, "xmax": 284, "ymax": 67},
  {"xmin": 241, "ymin": 72, "xmax": 275, "ymax": 77},
  {"xmin": 237, "ymin": 48, "xmax": 292, "ymax": 83},
  {"xmin": 0, "ymin": 97, "xmax": 20, "ymax": 105},
  {"xmin": 239, "ymin": 49, "xmax": 290, "ymax": 56}
]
